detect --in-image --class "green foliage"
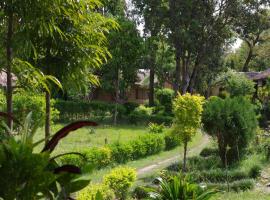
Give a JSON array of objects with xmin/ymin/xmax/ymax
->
[
  {"xmin": 202, "ymin": 96, "xmax": 258, "ymax": 165},
  {"xmin": 164, "ymin": 131, "xmax": 181, "ymax": 151},
  {"xmin": 0, "ymin": 92, "xmax": 59, "ymax": 129},
  {"xmin": 85, "ymin": 147, "xmax": 112, "ymax": 169},
  {"xmin": 110, "ymin": 142, "xmax": 134, "ymax": 164},
  {"xmin": 199, "ymin": 147, "xmax": 219, "ymax": 158},
  {"xmin": 148, "ymin": 122, "xmax": 164, "ymax": 134},
  {"xmin": 123, "ymin": 102, "xmax": 139, "ymax": 115},
  {"xmin": 0, "ymin": 115, "xmax": 94, "ymax": 199},
  {"xmin": 132, "ymin": 186, "xmax": 153, "ymax": 199},
  {"xmin": 150, "ymin": 175, "xmax": 217, "ymax": 200},
  {"xmin": 172, "ymin": 93, "xmax": 204, "ymax": 143},
  {"xmin": 216, "ymin": 70, "xmax": 255, "ymax": 97},
  {"xmin": 208, "ymin": 179, "xmax": 254, "ymax": 192},
  {"xmin": 104, "ymin": 166, "xmax": 136, "ymax": 200},
  {"xmin": 77, "ymin": 183, "xmax": 115, "ymax": 200},
  {"xmin": 111, "ymin": 134, "xmax": 165, "ymax": 163},
  {"xmin": 155, "ymin": 89, "xmax": 174, "ymax": 113},
  {"xmin": 248, "ymin": 164, "xmax": 262, "ymax": 179},
  {"xmin": 0, "ymin": 139, "xmax": 55, "ymax": 199},
  {"xmin": 55, "ymin": 100, "xmax": 126, "ymax": 122}
]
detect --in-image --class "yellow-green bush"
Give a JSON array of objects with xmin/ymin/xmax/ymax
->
[
  {"xmin": 85, "ymin": 147, "xmax": 112, "ymax": 169},
  {"xmin": 104, "ymin": 166, "xmax": 136, "ymax": 200},
  {"xmin": 77, "ymin": 183, "xmax": 115, "ymax": 200}
]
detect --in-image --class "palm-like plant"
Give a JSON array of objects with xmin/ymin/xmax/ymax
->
[
  {"xmin": 0, "ymin": 112, "xmax": 98, "ymax": 199},
  {"xmin": 150, "ymin": 175, "xmax": 216, "ymax": 200}
]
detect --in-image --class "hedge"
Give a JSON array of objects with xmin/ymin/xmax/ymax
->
[
  {"xmin": 60, "ymin": 134, "xmax": 166, "ymax": 168},
  {"xmin": 55, "ymin": 100, "xmax": 126, "ymax": 122}
]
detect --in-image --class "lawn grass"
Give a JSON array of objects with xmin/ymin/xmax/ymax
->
[
  {"xmin": 34, "ymin": 124, "xmax": 148, "ymax": 154},
  {"xmin": 212, "ymin": 191, "xmax": 270, "ymax": 200}
]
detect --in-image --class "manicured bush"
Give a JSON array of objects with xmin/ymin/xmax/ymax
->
[
  {"xmin": 155, "ymin": 88, "xmax": 174, "ymax": 113},
  {"xmin": 77, "ymin": 183, "xmax": 115, "ymax": 200},
  {"xmin": 104, "ymin": 167, "xmax": 136, "ymax": 200},
  {"xmin": 111, "ymin": 134, "xmax": 165, "ymax": 163},
  {"xmin": 85, "ymin": 147, "xmax": 112, "ymax": 169},
  {"xmin": 110, "ymin": 142, "xmax": 133, "ymax": 164},
  {"xmin": 55, "ymin": 100, "xmax": 126, "ymax": 122},
  {"xmin": 202, "ymin": 96, "xmax": 258, "ymax": 165},
  {"xmin": 200, "ymin": 147, "xmax": 219, "ymax": 157}
]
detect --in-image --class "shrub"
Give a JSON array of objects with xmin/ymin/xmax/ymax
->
[
  {"xmin": 85, "ymin": 147, "xmax": 112, "ymax": 169},
  {"xmin": 248, "ymin": 164, "xmax": 262, "ymax": 178},
  {"xmin": 208, "ymin": 179, "xmax": 254, "ymax": 192},
  {"xmin": 55, "ymin": 100, "xmax": 126, "ymax": 122},
  {"xmin": 137, "ymin": 134, "xmax": 165, "ymax": 156},
  {"xmin": 155, "ymin": 88, "xmax": 174, "ymax": 113},
  {"xmin": 132, "ymin": 186, "xmax": 151, "ymax": 199},
  {"xmin": 59, "ymin": 154, "xmax": 86, "ymax": 167},
  {"xmin": 77, "ymin": 183, "xmax": 115, "ymax": 200},
  {"xmin": 200, "ymin": 147, "xmax": 219, "ymax": 157},
  {"xmin": 148, "ymin": 122, "xmax": 164, "ymax": 134},
  {"xmin": 202, "ymin": 96, "xmax": 258, "ymax": 165},
  {"xmin": 104, "ymin": 167, "xmax": 136, "ymax": 200},
  {"xmin": 164, "ymin": 131, "xmax": 181, "ymax": 150},
  {"xmin": 110, "ymin": 142, "xmax": 133, "ymax": 163},
  {"xmin": 123, "ymin": 102, "xmax": 139, "ymax": 115},
  {"xmin": 216, "ymin": 70, "xmax": 255, "ymax": 97},
  {"xmin": 0, "ymin": 92, "xmax": 59, "ymax": 129}
]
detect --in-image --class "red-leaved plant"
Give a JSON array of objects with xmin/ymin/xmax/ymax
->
[{"xmin": 0, "ymin": 112, "xmax": 98, "ymax": 199}]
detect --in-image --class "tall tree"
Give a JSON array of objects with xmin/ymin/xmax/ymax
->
[
  {"xmin": 0, "ymin": 0, "xmax": 67, "ymax": 130},
  {"xmin": 167, "ymin": 0, "xmax": 238, "ymax": 94},
  {"xmin": 234, "ymin": 1, "xmax": 270, "ymax": 72},
  {"xmin": 27, "ymin": 0, "xmax": 117, "ymax": 140},
  {"xmin": 132, "ymin": 0, "xmax": 167, "ymax": 106},
  {"xmin": 98, "ymin": 18, "xmax": 143, "ymax": 124}
]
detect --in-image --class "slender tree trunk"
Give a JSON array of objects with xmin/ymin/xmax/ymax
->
[
  {"xmin": 149, "ymin": 65, "xmax": 155, "ymax": 107},
  {"xmin": 187, "ymin": 56, "xmax": 200, "ymax": 93},
  {"xmin": 242, "ymin": 47, "xmax": 253, "ymax": 72},
  {"xmin": 45, "ymin": 90, "xmax": 51, "ymax": 144},
  {"xmin": 182, "ymin": 141, "xmax": 188, "ymax": 172},
  {"xmin": 114, "ymin": 68, "xmax": 120, "ymax": 125},
  {"xmin": 6, "ymin": 13, "xmax": 13, "ymax": 131},
  {"xmin": 181, "ymin": 57, "xmax": 189, "ymax": 94},
  {"xmin": 174, "ymin": 50, "xmax": 181, "ymax": 94}
]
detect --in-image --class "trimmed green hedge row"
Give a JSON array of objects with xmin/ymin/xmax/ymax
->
[
  {"xmin": 207, "ymin": 179, "xmax": 255, "ymax": 192},
  {"xmin": 60, "ymin": 134, "xmax": 166, "ymax": 169},
  {"xmin": 55, "ymin": 100, "xmax": 173, "ymax": 124},
  {"xmin": 55, "ymin": 100, "xmax": 126, "ymax": 122}
]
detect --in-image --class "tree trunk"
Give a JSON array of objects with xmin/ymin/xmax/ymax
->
[
  {"xmin": 174, "ymin": 50, "xmax": 181, "ymax": 94},
  {"xmin": 45, "ymin": 90, "xmax": 51, "ymax": 144},
  {"xmin": 242, "ymin": 47, "xmax": 253, "ymax": 72},
  {"xmin": 149, "ymin": 65, "xmax": 155, "ymax": 107},
  {"xmin": 182, "ymin": 141, "xmax": 188, "ymax": 172},
  {"xmin": 181, "ymin": 57, "xmax": 189, "ymax": 94},
  {"xmin": 217, "ymin": 134, "xmax": 226, "ymax": 167},
  {"xmin": 187, "ymin": 56, "xmax": 200, "ymax": 93},
  {"xmin": 6, "ymin": 13, "xmax": 13, "ymax": 131},
  {"xmin": 114, "ymin": 68, "xmax": 120, "ymax": 125}
]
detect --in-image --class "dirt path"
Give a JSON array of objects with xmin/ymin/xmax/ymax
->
[{"xmin": 137, "ymin": 136, "xmax": 209, "ymax": 176}]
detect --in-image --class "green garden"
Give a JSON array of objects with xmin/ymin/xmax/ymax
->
[{"xmin": 1, "ymin": 0, "xmax": 270, "ymax": 200}]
